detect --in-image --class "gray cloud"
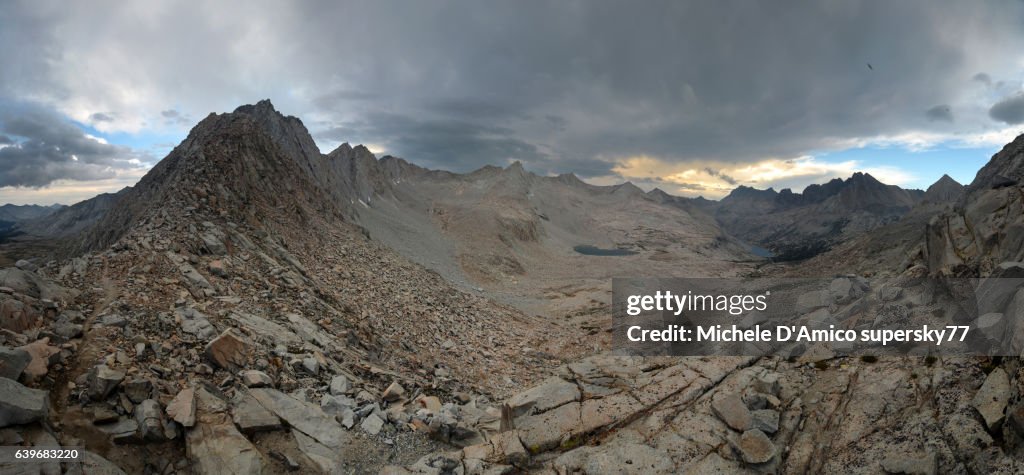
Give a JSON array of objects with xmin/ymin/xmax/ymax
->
[
  {"xmin": 89, "ymin": 112, "xmax": 114, "ymax": 123},
  {"xmin": 925, "ymin": 104, "xmax": 953, "ymax": 122},
  {"xmin": 0, "ymin": 135, "xmax": 11, "ymax": 145},
  {"xmin": 0, "ymin": 103, "xmax": 150, "ymax": 187},
  {"xmin": 704, "ymin": 168, "xmax": 738, "ymax": 185},
  {"xmin": 318, "ymin": 112, "xmax": 548, "ymax": 171},
  {"xmin": 2, "ymin": 0, "xmax": 1024, "ymax": 184},
  {"xmin": 989, "ymin": 93, "xmax": 1024, "ymax": 124}
]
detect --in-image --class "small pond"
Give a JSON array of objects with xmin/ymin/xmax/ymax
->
[
  {"xmin": 749, "ymin": 244, "xmax": 775, "ymax": 258},
  {"xmin": 573, "ymin": 245, "xmax": 638, "ymax": 256}
]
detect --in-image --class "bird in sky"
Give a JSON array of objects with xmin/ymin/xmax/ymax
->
[{"xmin": 866, "ymin": 63, "xmax": 874, "ymax": 71}]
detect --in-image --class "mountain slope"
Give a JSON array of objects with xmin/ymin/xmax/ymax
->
[
  {"xmin": 705, "ymin": 172, "xmax": 925, "ymax": 260},
  {"xmin": 314, "ymin": 151, "xmax": 755, "ymax": 315}
]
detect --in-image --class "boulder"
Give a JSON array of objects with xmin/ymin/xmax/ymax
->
[
  {"xmin": 135, "ymin": 399, "xmax": 166, "ymax": 441},
  {"xmin": 17, "ymin": 338, "xmax": 60, "ymax": 380},
  {"xmin": 0, "ymin": 346, "xmax": 31, "ymax": 381},
  {"xmin": 186, "ymin": 419, "xmax": 265, "ymax": 474},
  {"xmin": 239, "ymin": 370, "xmax": 273, "ymax": 388},
  {"xmin": 87, "ymin": 365, "xmax": 125, "ymax": 400},
  {"xmin": 201, "ymin": 233, "xmax": 227, "ymax": 255},
  {"xmin": 329, "ymin": 374, "xmax": 350, "ymax": 395},
  {"xmin": 187, "ymin": 386, "xmax": 266, "ymax": 474},
  {"xmin": 293, "ymin": 430, "xmax": 343, "ymax": 473},
  {"xmin": 361, "ymin": 412, "xmax": 385, "ymax": 435},
  {"xmin": 506, "ymin": 376, "xmax": 580, "ymax": 418},
  {"xmin": 123, "ymin": 378, "xmax": 153, "ymax": 404},
  {"xmin": 734, "ymin": 429, "xmax": 776, "ymax": 464},
  {"xmin": 711, "ymin": 394, "xmax": 752, "ymax": 431},
  {"xmin": 751, "ymin": 409, "xmax": 779, "ymax": 434},
  {"xmin": 176, "ymin": 307, "xmax": 217, "ymax": 340},
  {"xmin": 204, "ymin": 329, "xmax": 249, "ymax": 370},
  {"xmin": 972, "ymin": 367, "xmax": 1010, "ymax": 430},
  {"xmin": 0, "ymin": 377, "xmax": 48, "ymax": 427},
  {"xmin": 166, "ymin": 388, "xmax": 196, "ymax": 427},
  {"xmin": 232, "ymin": 392, "xmax": 281, "ymax": 434},
  {"xmin": 99, "ymin": 314, "xmax": 127, "ymax": 328},
  {"xmin": 249, "ymin": 387, "xmax": 348, "ymax": 448},
  {"xmin": 382, "ymin": 382, "xmax": 406, "ymax": 402}
]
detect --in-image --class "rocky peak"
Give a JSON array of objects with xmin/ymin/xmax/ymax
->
[
  {"xmin": 966, "ymin": 132, "xmax": 1024, "ymax": 196},
  {"xmin": 922, "ymin": 174, "xmax": 963, "ymax": 204}
]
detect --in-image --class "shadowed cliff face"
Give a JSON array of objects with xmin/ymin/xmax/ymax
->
[
  {"xmin": 926, "ymin": 136, "xmax": 1024, "ymax": 276},
  {"xmin": 700, "ymin": 172, "xmax": 930, "ymax": 261}
]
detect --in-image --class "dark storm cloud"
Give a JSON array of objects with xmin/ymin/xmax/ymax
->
[
  {"xmin": 89, "ymin": 112, "xmax": 114, "ymax": 123},
  {"xmin": 289, "ymin": 0, "xmax": 1024, "ymax": 172},
  {"xmin": 312, "ymin": 90, "xmax": 379, "ymax": 110},
  {"xmin": 989, "ymin": 93, "xmax": 1024, "ymax": 124},
  {"xmin": 3, "ymin": 0, "xmax": 1024, "ymax": 182},
  {"xmin": 925, "ymin": 105, "xmax": 953, "ymax": 122},
  {"xmin": 0, "ymin": 135, "xmax": 11, "ymax": 145},
  {"xmin": 0, "ymin": 103, "xmax": 149, "ymax": 187},
  {"xmin": 319, "ymin": 112, "xmax": 547, "ymax": 171}
]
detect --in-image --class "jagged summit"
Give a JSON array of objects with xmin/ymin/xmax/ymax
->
[{"xmin": 922, "ymin": 174, "xmax": 964, "ymax": 204}]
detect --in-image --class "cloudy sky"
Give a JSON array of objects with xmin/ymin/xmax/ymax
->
[{"xmin": 3, "ymin": 1, "xmax": 1024, "ymax": 205}]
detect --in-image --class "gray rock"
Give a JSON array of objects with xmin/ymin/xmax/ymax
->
[
  {"xmin": 751, "ymin": 409, "xmax": 779, "ymax": 434},
  {"xmin": 100, "ymin": 314, "xmax": 127, "ymax": 328},
  {"xmin": 53, "ymin": 321, "xmax": 84, "ymax": 340},
  {"xmin": 232, "ymin": 392, "xmax": 281, "ymax": 434},
  {"xmin": 506, "ymin": 376, "xmax": 580, "ymax": 418},
  {"xmin": 972, "ymin": 367, "xmax": 1010, "ymax": 430},
  {"xmin": 249, "ymin": 387, "xmax": 348, "ymax": 448},
  {"xmin": 881, "ymin": 453, "xmax": 937, "ymax": 475},
  {"xmin": 361, "ymin": 412, "xmax": 385, "ymax": 435},
  {"xmin": 99, "ymin": 418, "xmax": 139, "ymax": 444},
  {"xmin": 201, "ymin": 233, "xmax": 227, "ymax": 255},
  {"xmin": 753, "ymin": 373, "xmax": 781, "ymax": 396},
  {"xmin": 87, "ymin": 365, "xmax": 125, "ymax": 400},
  {"xmin": 320, "ymin": 394, "xmax": 355, "ymax": 417},
  {"xmin": 293, "ymin": 430, "xmax": 343, "ymax": 473},
  {"xmin": 339, "ymin": 408, "xmax": 356, "ymax": 429},
  {"xmin": 0, "ymin": 346, "xmax": 31, "ymax": 381},
  {"xmin": 0, "ymin": 377, "xmax": 48, "ymax": 427},
  {"xmin": 879, "ymin": 285, "xmax": 902, "ymax": 302},
  {"xmin": 239, "ymin": 370, "xmax": 273, "ymax": 388},
  {"xmin": 329, "ymin": 374, "xmax": 350, "ymax": 395},
  {"xmin": 734, "ymin": 429, "xmax": 776, "ymax": 464},
  {"xmin": 711, "ymin": 394, "xmax": 752, "ymax": 431},
  {"xmin": 796, "ymin": 289, "xmax": 831, "ymax": 314},
  {"xmin": 176, "ymin": 307, "xmax": 217, "ymax": 340},
  {"xmin": 974, "ymin": 313, "xmax": 1005, "ymax": 341},
  {"xmin": 301, "ymin": 357, "xmax": 319, "ymax": 375},
  {"xmin": 135, "ymin": 399, "xmax": 165, "ymax": 441},
  {"xmin": 123, "ymin": 378, "xmax": 153, "ymax": 404}
]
